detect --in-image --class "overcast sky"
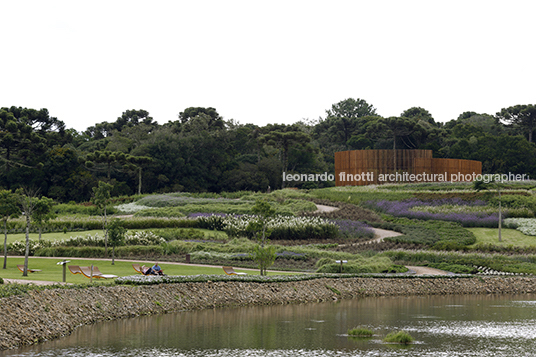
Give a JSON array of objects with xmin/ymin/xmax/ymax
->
[{"xmin": 2, "ymin": 1, "xmax": 534, "ymax": 132}]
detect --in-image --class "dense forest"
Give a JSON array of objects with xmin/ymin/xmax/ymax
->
[{"xmin": 1, "ymin": 99, "xmax": 535, "ymax": 202}]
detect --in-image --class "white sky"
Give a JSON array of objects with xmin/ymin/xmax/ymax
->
[{"xmin": 1, "ymin": 1, "xmax": 535, "ymax": 132}]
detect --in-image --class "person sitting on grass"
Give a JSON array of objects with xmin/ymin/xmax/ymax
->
[{"xmin": 151, "ymin": 263, "xmax": 164, "ymax": 276}]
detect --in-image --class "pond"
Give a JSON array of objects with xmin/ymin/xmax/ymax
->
[{"xmin": 3, "ymin": 293, "xmax": 536, "ymax": 356}]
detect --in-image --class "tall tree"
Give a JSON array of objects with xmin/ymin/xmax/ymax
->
[
  {"xmin": 497, "ymin": 104, "xmax": 536, "ymax": 142},
  {"xmin": 370, "ymin": 117, "xmax": 421, "ymax": 173},
  {"xmin": 115, "ymin": 109, "xmax": 155, "ymax": 130},
  {"xmin": 92, "ymin": 181, "xmax": 113, "ymax": 257},
  {"xmin": 400, "ymin": 107, "xmax": 436, "ymax": 126},
  {"xmin": 262, "ymin": 127, "xmax": 311, "ymax": 188},
  {"xmin": 247, "ymin": 199, "xmax": 277, "ymax": 276},
  {"xmin": 15, "ymin": 188, "xmax": 38, "ymax": 277},
  {"xmin": 108, "ymin": 218, "xmax": 126, "ymax": 265},
  {"xmin": 322, "ymin": 98, "xmax": 378, "ymax": 146},
  {"xmin": 0, "ymin": 190, "xmax": 20, "ymax": 269},
  {"xmin": 85, "ymin": 150, "xmax": 127, "ymax": 180},
  {"xmin": 123, "ymin": 155, "xmax": 153, "ymax": 195},
  {"xmin": 32, "ymin": 196, "xmax": 56, "ymax": 241},
  {"xmin": 0, "ymin": 109, "xmax": 38, "ymax": 173}
]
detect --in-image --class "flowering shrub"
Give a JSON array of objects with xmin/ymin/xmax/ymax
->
[
  {"xmin": 504, "ymin": 218, "xmax": 536, "ymax": 236},
  {"xmin": 114, "ymin": 272, "xmax": 475, "ymax": 286},
  {"xmin": 333, "ymin": 220, "xmax": 374, "ymax": 240},
  {"xmin": 6, "ymin": 239, "xmax": 45, "ymax": 255},
  {"xmin": 191, "ymin": 213, "xmax": 338, "ymax": 240},
  {"xmin": 136, "ymin": 194, "xmax": 248, "ymax": 207},
  {"xmin": 42, "ymin": 231, "xmax": 165, "ymax": 248},
  {"xmin": 364, "ymin": 198, "xmax": 501, "ymax": 228},
  {"xmin": 114, "ymin": 202, "xmax": 154, "ymax": 214}
]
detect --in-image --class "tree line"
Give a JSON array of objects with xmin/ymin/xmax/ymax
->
[{"xmin": 1, "ymin": 100, "xmax": 535, "ymax": 202}]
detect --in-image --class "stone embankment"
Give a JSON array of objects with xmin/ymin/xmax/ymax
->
[{"xmin": 2, "ymin": 276, "xmax": 536, "ymax": 350}]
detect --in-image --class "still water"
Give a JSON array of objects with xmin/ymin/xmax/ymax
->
[{"xmin": 3, "ymin": 294, "xmax": 536, "ymax": 357}]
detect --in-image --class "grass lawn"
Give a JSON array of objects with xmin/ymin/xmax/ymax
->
[
  {"xmin": 0, "ymin": 257, "xmax": 290, "ymax": 284},
  {"xmin": 1, "ymin": 228, "xmax": 227, "ymax": 245},
  {"xmin": 468, "ymin": 228, "xmax": 536, "ymax": 247}
]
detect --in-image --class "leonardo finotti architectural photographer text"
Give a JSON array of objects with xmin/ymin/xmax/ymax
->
[{"xmin": 283, "ymin": 171, "xmax": 530, "ymax": 183}]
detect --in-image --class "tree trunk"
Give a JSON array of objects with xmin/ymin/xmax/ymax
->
[
  {"xmin": 39, "ymin": 226, "xmax": 42, "ymax": 241},
  {"xmin": 138, "ymin": 167, "xmax": 142, "ymax": 195},
  {"xmin": 104, "ymin": 206, "xmax": 108, "ymax": 258},
  {"xmin": 23, "ymin": 215, "xmax": 30, "ymax": 277},
  {"xmin": 393, "ymin": 135, "xmax": 397, "ymax": 180},
  {"xmin": 112, "ymin": 246, "xmax": 115, "ymax": 265},
  {"xmin": 3, "ymin": 220, "xmax": 7, "ymax": 269}
]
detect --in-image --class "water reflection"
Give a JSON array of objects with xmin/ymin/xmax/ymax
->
[{"xmin": 3, "ymin": 294, "xmax": 536, "ymax": 357}]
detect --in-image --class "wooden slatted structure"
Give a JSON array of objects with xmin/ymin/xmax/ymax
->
[{"xmin": 335, "ymin": 149, "xmax": 481, "ymax": 186}]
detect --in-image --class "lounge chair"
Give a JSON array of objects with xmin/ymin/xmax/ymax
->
[
  {"xmin": 223, "ymin": 266, "xmax": 247, "ymax": 276},
  {"xmin": 17, "ymin": 265, "xmax": 42, "ymax": 273},
  {"xmin": 91, "ymin": 266, "xmax": 118, "ymax": 279},
  {"xmin": 68, "ymin": 265, "xmax": 83, "ymax": 275},
  {"xmin": 79, "ymin": 266, "xmax": 118, "ymax": 279},
  {"xmin": 132, "ymin": 263, "xmax": 143, "ymax": 274}
]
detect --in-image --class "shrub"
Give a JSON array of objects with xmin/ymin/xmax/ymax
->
[
  {"xmin": 316, "ymin": 256, "xmax": 393, "ymax": 274},
  {"xmin": 348, "ymin": 327, "xmax": 373, "ymax": 336},
  {"xmin": 364, "ymin": 198, "xmax": 501, "ymax": 228},
  {"xmin": 382, "ymin": 250, "xmax": 536, "ymax": 275},
  {"xmin": 300, "ymin": 199, "xmax": 383, "ymax": 222},
  {"xmin": 150, "ymin": 228, "xmax": 207, "ymax": 241},
  {"xmin": 192, "ymin": 214, "xmax": 339, "ymax": 241},
  {"xmin": 383, "ymin": 331, "xmax": 414, "ymax": 344},
  {"xmin": 373, "ymin": 218, "xmax": 477, "ymax": 248},
  {"xmin": 504, "ymin": 218, "xmax": 536, "ymax": 236},
  {"xmin": 45, "ymin": 231, "xmax": 165, "ymax": 248}
]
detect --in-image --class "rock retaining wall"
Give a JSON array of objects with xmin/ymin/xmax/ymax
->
[{"xmin": 2, "ymin": 276, "xmax": 536, "ymax": 350}]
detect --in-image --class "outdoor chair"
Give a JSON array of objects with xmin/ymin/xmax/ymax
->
[
  {"xmin": 91, "ymin": 266, "xmax": 118, "ymax": 279},
  {"xmin": 79, "ymin": 266, "xmax": 117, "ymax": 279},
  {"xmin": 68, "ymin": 265, "xmax": 83, "ymax": 275},
  {"xmin": 132, "ymin": 263, "xmax": 143, "ymax": 274},
  {"xmin": 222, "ymin": 266, "xmax": 247, "ymax": 276},
  {"xmin": 17, "ymin": 265, "xmax": 42, "ymax": 273}
]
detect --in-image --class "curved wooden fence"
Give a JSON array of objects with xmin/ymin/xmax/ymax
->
[{"xmin": 335, "ymin": 149, "xmax": 482, "ymax": 186}]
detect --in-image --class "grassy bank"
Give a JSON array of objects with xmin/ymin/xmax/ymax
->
[
  {"xmin": 469, "ymin": 228, "xmax": 536, "ymax": 247},
  {"xmin": 0, "ymin": 257, "xmax": 289, "ymax": 284}
]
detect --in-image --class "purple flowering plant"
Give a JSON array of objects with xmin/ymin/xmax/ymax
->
[{"xmin": 364, "ymin": 198, "xmax": 501, "ymax": 228}]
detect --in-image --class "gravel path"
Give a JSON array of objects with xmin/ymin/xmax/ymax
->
[
  {"xmin": 314, "ymin": 204, "xmax": 339, "ymax": 213},
  {"xmin": 3, "ymin": 279, "xmax": 71, "ymax": 286},
  {"xmin": 405, "ymin": 265, "xmax": 450, "ymax": 275}
]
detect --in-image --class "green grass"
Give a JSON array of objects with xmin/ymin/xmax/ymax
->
[
  {"xmin": 0, "ymin": 257, "xmax": 291, "ymax": 284},
  {"xmin": 0, "ymin": 230, "xmax": 104, "ymax": 245},
  {"xmin": 468, "ymin": 228, "xmax": 536, "ymax": 247},
  {"xmin": 0, "ymin": 228, "xmax": 228, "ymax": 245}
]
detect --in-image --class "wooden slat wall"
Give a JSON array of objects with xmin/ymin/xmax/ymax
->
[{"xmin": 335, "ymin": 150, "xmax": 482, "ymax": 186}]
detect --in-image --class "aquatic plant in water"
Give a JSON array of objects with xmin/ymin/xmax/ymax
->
[
  {"xmin": 383, "ymin": 331, "xmax": 415, "ymax": 344},
  {"xmin": 347, "ymin": 327, "xmax": 374, "ymax": 336}
]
